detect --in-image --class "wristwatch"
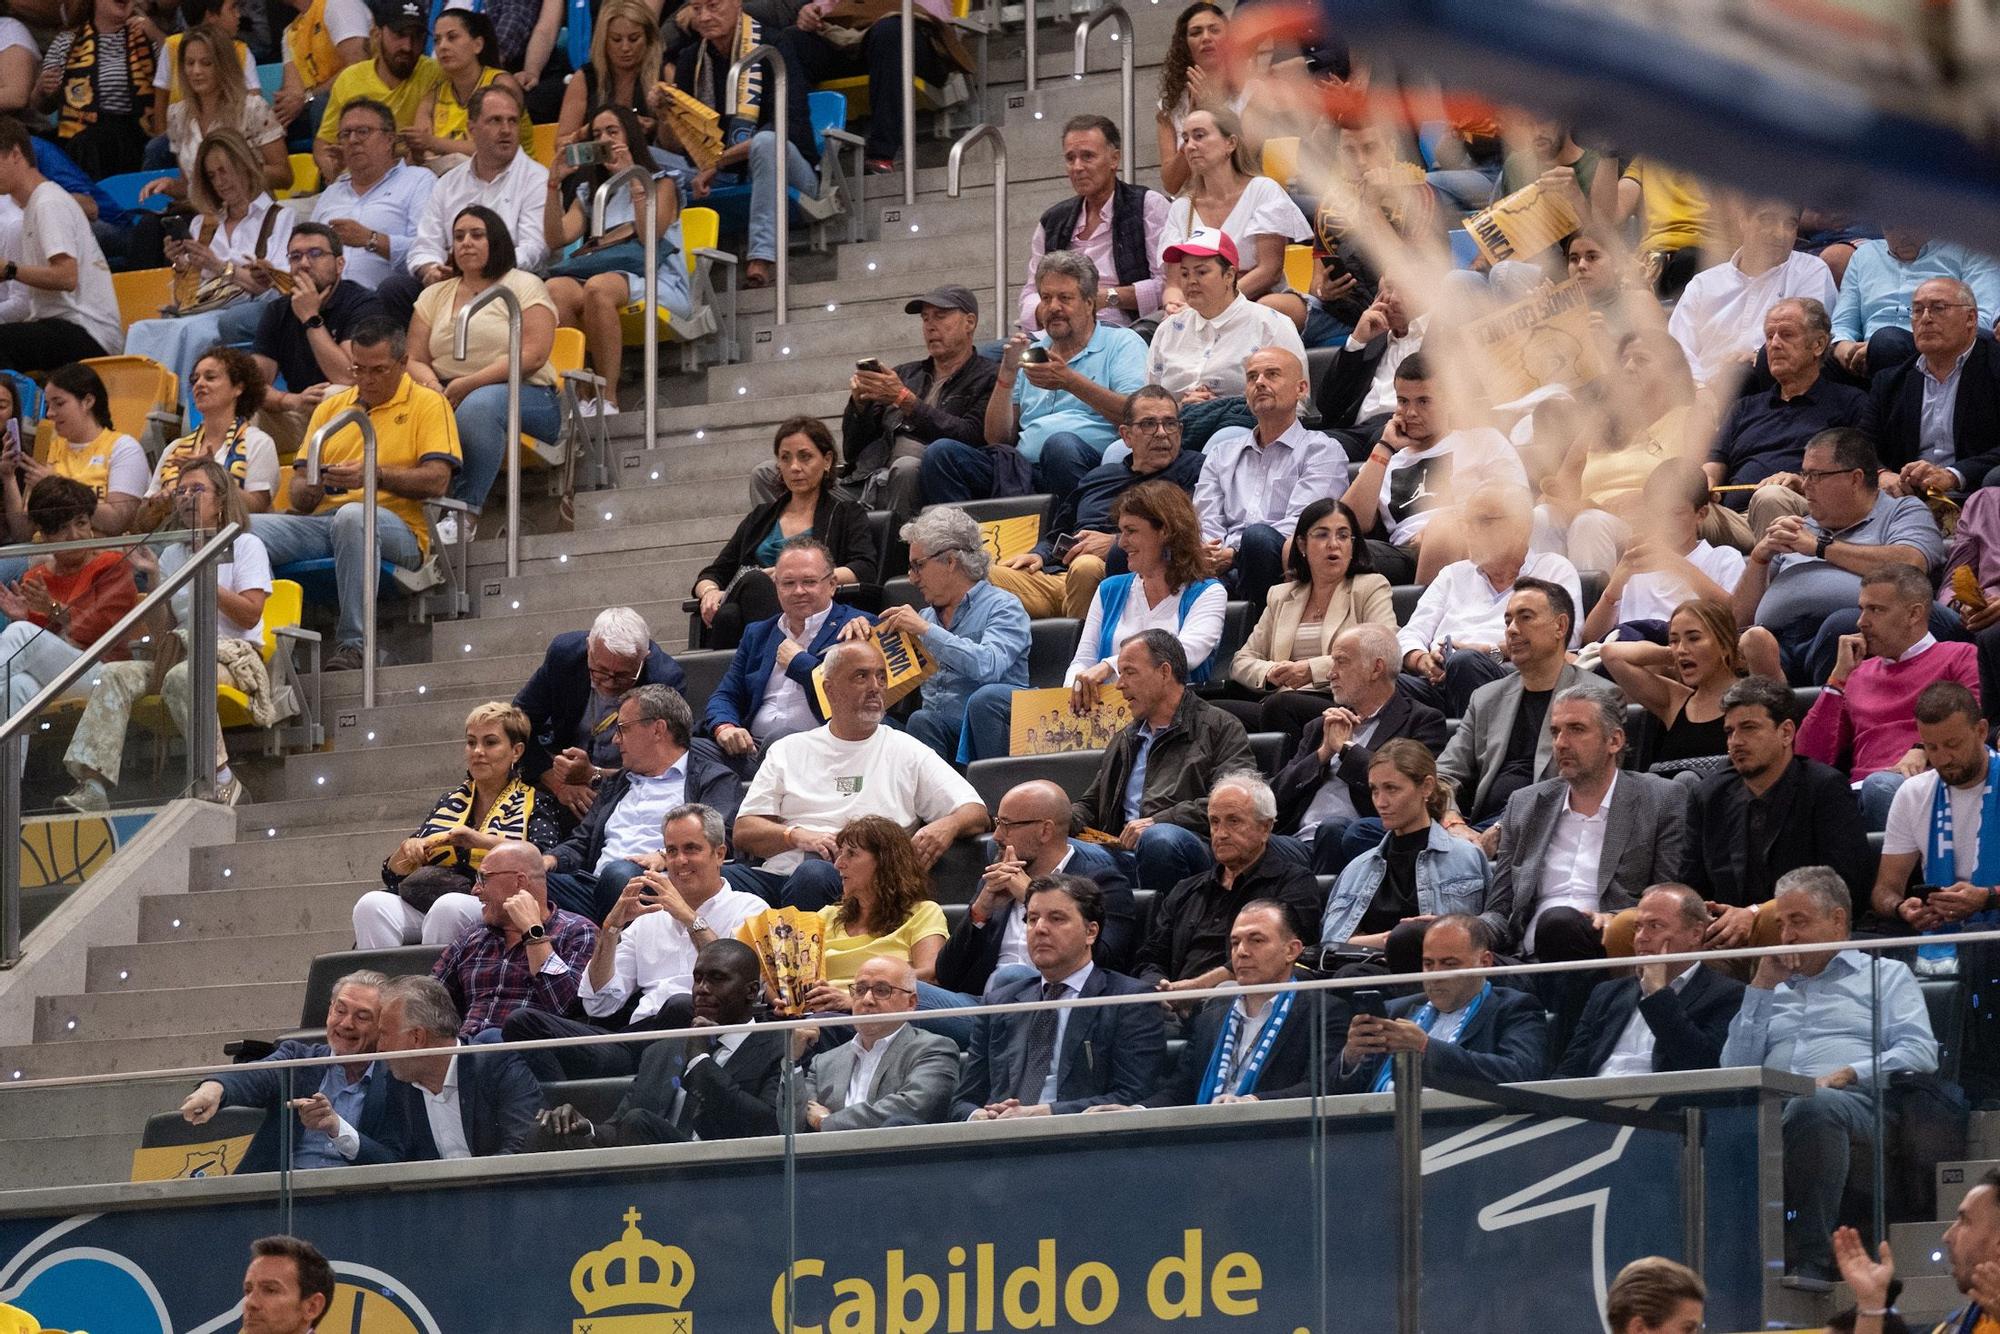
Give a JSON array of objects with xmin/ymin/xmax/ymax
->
[
  {"xmin": 524, "ymin": 922, "xmax": 547, "ymax": 943},
  {"xmin": 1, "ymin": 261, "xmax": 15, "ymax": 283},
  {"xmin": 689, "ymin": 915, "xmax": 712, "ymax": 935},
  {"xmin": 303, "ymin": 314, "xmax": 325, "ymax": 331},
  {"xmin": 1814, "ymin": 533, "xmax": 1832, "ymax": 559}
]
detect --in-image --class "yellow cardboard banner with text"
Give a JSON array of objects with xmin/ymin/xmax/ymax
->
[
  {"xmin": 1464, "ymin": 180, "xmax": 1579, "ymax": 265},
  {"xmin": 811, "ymin": 625, "xmax": 935, "ymax": 714},
  {"xmin": 130, "ymin": 1133, "xmax": 256, "ymax": 1181},
  {"xmin": 1007, "ymin": 685, "xmax": 1130, "ymax": 756},
  {"xmin": 979, "ymin": 514, "xmax": 1041, "ymax": 564},
  {"xmin": 1464, "ymin": 278, "xmax": 1603, "ymax": 402}
]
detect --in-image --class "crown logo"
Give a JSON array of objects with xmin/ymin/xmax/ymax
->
[{"xmin": 571, "ymin": 1208, "xmax": 696, "ymax": 1333}]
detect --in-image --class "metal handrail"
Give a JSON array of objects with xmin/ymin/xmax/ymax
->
[
  {"xmin": 1022, "ymin": 0, "xmax": 1038, "ymax": 92},
  {"xmin": 946, "ymin": 124, "xmax": 1008, "ymax": 342},
  {"xmin": 0, "ymin": 521, "xmax": 241, "ymax": 965},
  {"xmin": 1073, "ymin": 5, "xmax": 1133, "ymax": 184},
  {"xmin": 0, "ymin": 530, "xmax": 208, "ymax": 559},
  {"xmin": 900, "ymin": 0, "xmax": 917, "ymax": 205},
  {"xmin": 592, "ymin": 166, "xmax": 659, "ymax": 452},
  {"xmin": 726, "ymin": 45, "xmax": 790, "ymax": 325},
  {"xmin": 302, "ymin": 407, "xmax": 379, "ymax": 709},
  {"xmin": 454, "ymin": 282, "xmax": 523, "ymax": 578}
]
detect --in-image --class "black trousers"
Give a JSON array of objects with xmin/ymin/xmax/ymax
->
[
  {"xmin": 787, "ymin": 20, "xmax": 949, "ymax": 161},
  {"xmin": 0, "ymin": 318, "xmax": 108, "ymax": 374},
  {"xmin": 502, "ymin": 995, "xmax": 696, "ymax": 1082},
  {"xmin": 707, "ymin": 569, "xmax": 781, "ymax": 650}
]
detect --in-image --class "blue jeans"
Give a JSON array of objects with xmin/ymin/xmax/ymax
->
[
  {"xmin": 452, "ymin": 382, "xmax": 562, "ymax": 513},
  {"xmin": 905, "ymin": 705, "xmax": 964, "ymax": 763},
  {"xmin": 919, "ymin": 432, "xmax": 1100, "ymax": 505},
  {"xmin": 1425, "ymin": 166, "xmax": 1499, "ymax": 215},
  {"xmin": 913, "ymin": 980, "xmax": 978, "ymax": 1048},
  {"xmin": 1398, "ymin": 648, "xmax": 1511, "ymax": 718},
  {"xmin": 747, "ymin": 130, "xmax": 819, "ymax": 263},
  {"xmin": 960, "ymin": 681, "xmax": 1018, "ymax": 763},
  {"xmin": 1781, "ymin": 1084, "xmax": 1877, "ymax": 1277},
  {"xmin": 1034, "ymin": 432, "xmax": 1103, "ymax": 497},
  {"xmin": 124, "ymin": 296, "xmax": 279, "ymax": 394},
  {"xmin": 250, "ymin": 505, "xmax": 423, "ymax": 650},
  {"xmin": 1858, "ymin": 769, "xmax": 1904, "ymax": 833},
  {"xmin": 720, "ymin": 857, "xmax": 844, "ymax": 910},
  {"xmin": 1784, "ymin": 603, "xmax": 1964, "ymax": 686},
  {"xmin": 1110, "ymin": 822, "xmax": 1212, "ymax": 892}
]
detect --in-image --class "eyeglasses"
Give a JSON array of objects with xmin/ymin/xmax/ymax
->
[
  {"xmin": 992, "ymin": 815, "xmax": 1050, "ymax": 831},
  {"xmin": 174, "ymin": 483, "xmax": 213, "ymax": 498},
  {"xmin": 848, "ymin": 981, "xmax": 916, "ymax": 1000},
  {"xmin": 287, "ymin": 247, "xmax": 332, "ymax": 264},
  {"xmin": 335, "ymin": 126, "xmax": 387, "ymax": 142},
  {"xmin": 774, "ymin": 575, "xmax": 829, "ymax": 592},
  {"xmin": 1911, "ymin": 300, "xmax": 1974, "ymax": 318},
  {"xmin": 473, "ymin": 869, "xmax": 524, "ymax": 886},
  {"xmin": 609, "ymin": 714, "xmax": 663, "ymax": 733},
  {"xmin": 1128, "ymin": 416, "xmax": 1182, "ymax": 435},
  {"xmin": 1799, "ymin": 466, "xmax": 1861, "ymax": 483},
  {"xmin": 908, "ymin": 548, "xmax": 968, "ymax": 573}
]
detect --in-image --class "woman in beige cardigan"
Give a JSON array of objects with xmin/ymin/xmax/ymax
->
[{"xmin": 1226, "ymin": 498, "xmax": 1395, "ymax": 749}]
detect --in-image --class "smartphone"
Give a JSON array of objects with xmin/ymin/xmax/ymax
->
[
  {"xmin": 561, "ymin": 140, "xmax": 605, "ymax": 168},
  {"xmin": 2, "ymin": 420, "xmax": 18, "ymax": 456},
  {"xmin": 160, "ymin": 214, "xmax": 193, "ymax": 243},
  {"xmin": 855, "ymin": 357, "xmax": 888, "ymax": 374},
  {"xmin": 1350, "ymin": 989, "xmax": 1388, "ymax": 1020},
  {"xmin": 1911, "ymin": 883, "xmax": 1940, "ymax": 902},
  {"xmin": 1019, "ymin": 345, "xmax": 1050, "ymax": 365},
  {"xmin": 1051, "ymin": 531, "xmax": 1079, "ymax": 563}
]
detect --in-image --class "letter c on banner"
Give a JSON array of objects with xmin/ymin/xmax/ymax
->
[{"xmin": 773, "ymin": 1258, "xmax": 827, "ymax": 1334}]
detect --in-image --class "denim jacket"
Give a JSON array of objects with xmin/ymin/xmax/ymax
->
[{"xmin": 1319, "ymin": 823, "xmax": 1494, "ymax": 946}]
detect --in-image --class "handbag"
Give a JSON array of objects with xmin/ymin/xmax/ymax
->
[
  {"xmin": 549, "ymin": 238, "xmax": 670, "ymax": 282},
  {"xmin": 164, "ymin": 206, "xmax": 285, "ymax": 317}
]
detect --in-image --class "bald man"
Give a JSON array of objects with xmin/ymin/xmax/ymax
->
[
  {"xmin": 937, "ymin": 780, "xmax": 1136, "ymax": 997},
  {"xmin": 1192, "ymin": 346, "xmax": 1351, "ymax": 613},
  {"xmin": 793, "ymin": 957, "xmax": 961, "ymax": 1130},
  {"xmin": 429, "ymin": 840, "xmax": 598, "ymax": 1041}
]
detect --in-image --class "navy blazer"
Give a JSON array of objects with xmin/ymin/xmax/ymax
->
[
  {"xmin": 387, "ymin": 1046, "xmax": 541, "ymax": 1159},
  {"xmin": 703, "ymin": 602, "xmax": 874, "ymax": 735},
  {"xmin": 1145, "ymin": 986, "xmax": 1342, "ymax": 1107},
  {"xmin": 1554, "ymin": 965, "xmax": 1746, "ymax": 1079},
  {"xmin": 1336, "ymin": 985, "xmax": 1550, "ymax": 1092},
  {"xmin": 952, "ymin": 966, "xmax": 1164, "ymax": 1118},
  {"xmin": 934, "ymin": 840, "xmax": 1135, "ymax": 993},
  {"xmin": 515, "ymin": 630, "xmax": 687, "ymax": 786},
  {"xmin": 213, "ymin": 1042, "xmax": 400, "ymax": 1173},
  {"xmin": 1868, "ymin": 334, "xmax": 2000, "ymax": 489},
  {"xmin": 547, "ymin": 740, "xmax": 742, "ymax": 873}
]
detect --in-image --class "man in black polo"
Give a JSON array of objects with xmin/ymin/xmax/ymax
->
[
  {"xmin": 1018, "ymin": 115, "xmax": 1169, "ymax": 336},
  {"xmin": 251, "ymin": 220, "xmax": 386, "ymax": 456}
]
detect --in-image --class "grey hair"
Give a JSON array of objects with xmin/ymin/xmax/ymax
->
[
  {"xmin": 1859, "ymin": 561, "xmax": 1935, "ymax": 608},
  {"xmin": 1916, "ymin": 275, "xmax": 1978, "ymax": 309},
  {"xmin": 1773, "ymin": 865, "xmax": 1850, "ymax": 920},
  {"xmin": 1212, "ymin": 770, "xmax": 1277, "ymax": 823},
  {"xmin": 1036, "ymin": 249, "xmax": 1100, "ymax": 302},
  {"xmin": 588, "ymin": 606, "xmax": 651, "ymax": 659},
  {"xmin": 901, "ymin": 506, "xmax": 991, "ymax": 579},
  {"xmin": 332, "ymin": 969, "xmax": 390, "ymax": 1002},
  {"xmin": 1343, "ymin": 622, "xmax": 1401, "ymax": 676},
  {"xmin": 378, "ymin": 975, "xmax": 460, "ymax": 1040},
  {"xmin": 620, "ymin": 683, "xmax": 693, "ymax": 748},
  {"xmin": 1640, "ymin": 882, "xmax": 1710, "ymax": 930},
  {"xmin": 662, "ymin": 801, "xmax": 727, "ymax": 847},
  {"xmin": 1769, "ymin": 296, "xmax": 1833, "ymax": 343},
  {"xmin": 1553, "ymin": 685, "xmax": 1627, "ymax": 742}
]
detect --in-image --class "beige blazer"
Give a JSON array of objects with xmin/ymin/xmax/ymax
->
[{"xmin": 1230, "ymin": 572, "xmax": 1395, "ymax": 689}]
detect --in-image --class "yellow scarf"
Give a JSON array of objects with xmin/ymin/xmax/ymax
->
[
  {"xmin": 412, "ymin": 776, "xmax": 537, "ymax": 870},
  {"xmin": 57, "ymin": 19, "xmax": 156, "ymax": 138}
]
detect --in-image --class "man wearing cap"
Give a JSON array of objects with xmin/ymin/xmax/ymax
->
[
  {"xmin": 1146, "ymin": 228, "xmax": 1309, "ymax": 450},
  {"xmin": 311, "ymin": 0, "xmax": 441, "ymax": 186}
]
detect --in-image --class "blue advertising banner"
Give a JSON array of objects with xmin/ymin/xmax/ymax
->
[{"xmin": 0, "ymin": 1090, "xmax": 1773, "ymax": 1334}]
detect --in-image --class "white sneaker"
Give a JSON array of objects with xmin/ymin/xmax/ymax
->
[
  {"xmin": 580, "ymin": 398, "xmax": 620, "ymax": 418},
  {"xmin": 436, "ymin": 514, "xmax": 458, "ymax": 545},
  {"xmin": 212, "ymin": 774, "xmax": 244, "ymax": 807},
  {"xmin": 56, "ymin": 780, "xmax": 109, "ymax": 813}
]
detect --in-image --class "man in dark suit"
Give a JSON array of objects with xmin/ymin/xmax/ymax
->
[
  {"xmin": 375, "ymin": 976, "xmax": 540, "ymax": 1159},
  {"xmin": 937, "ymin": 779, "xmax": 1135, "ymax": 995},
  {"xmin": 1555, "ymin": 883, "xmax": 1746, "ymax": 1079},
  {"xmin": 1273, "ymin": 622, "xmax": 1449, "ymax": 874},
  {"xmin": 179, "ymin": 970, "xmax": 401, "ymax": 1173},
  {"xmin": 704, "ymin": 539, "xmax": 874, "ymax": 777},
  {"xmin": 536, "ymin": 940, "xmax": 786, "ymax": 1147},
  {"xmin": 1681, "ymin": 676, "xmax": 1872, "ymax": 949},
  {"xmin": 954, "ymin": 875, "xmax": 1165, "ymax": 1119},
  {"xmin": 514, "ymin": 607, "xmax": 687, "ymax": 822},
  {"xmin": 1313, "ymin": 272, "xmax": 1427, "ymax": 461},
  {"xmin": 1867, "ymin": 276, "xmax": 2000, "ymax": 495},
  {"xmin": 1335, "ymin": 913, "xmax": 1549, "ymax": 1092}
]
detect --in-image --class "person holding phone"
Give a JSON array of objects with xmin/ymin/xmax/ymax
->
[{"xmin": 2, "ymin": 361, "xmax": 148, "ymax": 546}]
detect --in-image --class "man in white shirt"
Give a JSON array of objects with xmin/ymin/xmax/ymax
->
[
  {"xmin": 1668, "ymin": 197, "xmax": 1839, "ymax": 387},
  {"xmin": 370, "ymin": 975, "xmax": 541, "ymax": 1159},
  {"xmin": 376, "ymin": 81, "xmax": 548, "ymax": 324},
  {"xmin": 728, "ymin": 638, "xmax": 990, "ymax": 909},
  {"xmin": 1145, "ymin": 229, "xmax": 1308, "ymax": 407},
  {"xmin": 505, "ymin": 802, "xmax": 766, "ymax": 1081},
  {"xmin": 1315, "ymin": 272, "xmax": 1429, "ymax": 452},
  {"xmin": 0, "ymin": 117, "xmax": 121, "ymax": 368},
  {"xmin": 795, "ymin": 956, "xmax": 961, "ymax": 1130},
  {"xmin": 1192, "ymin": 345, "xmax": 1348, "ymax": 614},
  {"xmin": 1397, "ymin": 483, "xmax": 1583, "ymax": 716},
  {"xmin": 1869, "ymin": 680, "xmax": 2000, "ymax": 958}
]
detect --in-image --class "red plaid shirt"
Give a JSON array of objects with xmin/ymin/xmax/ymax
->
[{"xmin": 432, "ymin": 909, "xmax": 598, "ymax": 1039}]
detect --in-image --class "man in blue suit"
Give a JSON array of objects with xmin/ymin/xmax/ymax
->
[
  {"xmin": 953, "ymin": 875, "xmax": 1165, "ymax": 1120},
  {"xmin": 936, "ymin": 780, "xmax": 1136, "ymax": 996},
  {"xmin": 1336, "ymin": 913, "xmax": 1550, "ymax": 1092},
  {"xmin": 375, "ymin": 976, "xmax": 541, "ymax": 1159},
  {"xmin": 178, "ymin": 970, "xmax": 402, "ymax": 1173},
  {"xmin": 515, "ymin": 606, "xmax": 687, "ymax": 821},
  {"xmin": 705, "ymin": 539, "xmax": 872, "ymax": 777}
]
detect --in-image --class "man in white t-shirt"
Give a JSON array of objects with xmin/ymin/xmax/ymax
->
[
  {"xmin": 1871, "ymin": 682, "xmax": 2000, "ymax": 954},
  {"xmin": 1668, "ymin": 197, "xmax": 1839, "ymax": 387},
  {"xmin": 727, "ymin": 639, "xmax": 990, "ymax": 910},
  {"xmin": 1338, "ymin": 351, "xmax": 1527, "ymax": 585},
  {"xmin": 0, "ymin": 116, "xmax": 122, "ymax": 369}
]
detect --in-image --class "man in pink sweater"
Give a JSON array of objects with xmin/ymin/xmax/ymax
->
[{"xmin": 1798, "ymin": 563, "xmax": 1980, "ymax": 829}]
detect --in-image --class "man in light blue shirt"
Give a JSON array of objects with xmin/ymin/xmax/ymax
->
[
  {"xmin": 1829, "ymin": 227, "xmax": 2000, "ymax": 379},
  {"xmin": 310, "ymin": 99, "xmax": 437, "ymax": 290},
  {"xmin": 922, "ymin": 250, "xmax": 1148, "ymax": 506},
  {"xmin": 875, "ymin": 506, "xmax": 1031, "ymax": 760},
  {"xmin": 1722, "ymin": 865, "xmax": 1938, "ymax": 1285}
]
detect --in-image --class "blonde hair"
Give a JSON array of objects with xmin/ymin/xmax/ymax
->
[
  {"xmin": 590, "ymin": 0, "xmax": 663, "ymax": 101},
  {"xmin": 464, "ymin": 701, "xmax": 532, "ymax": 749},
  {"xmin": 180, "ymin": 25, "xmax": 247, "ymax": 125},
  {"xmin": 190, "ymin": 127, "xmax": 267, "ymax": 218}
]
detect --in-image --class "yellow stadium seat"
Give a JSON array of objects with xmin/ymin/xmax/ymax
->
[
  {"xmin": 276, "ymin": 152, "xmax": 319, "ymax": 199},
  {"xmin": 1262, "ymin": 135, "xmax": 1300, "ymax": 187},
  {"xmin": 76, "ymin": 354, "xmax": 180, "ymax": 445},
  {"xmin": 112, "ymin": 266, "xmax": 175, "ymax": 327},
  {"xmin": 0, "ymin": 1302, "xmax": 41, "ymax": 1332},
  {"xmin": 1283, "ymin": 243, "xmax": 1314, "ymax": 296},
  {"xmin": 619, "ymin": 205, "xmax": 710, "ymax": 344},
  {"xmin": 130, "ymin": 579, "xmax": 304, "ymax": 734},
  {"xmin": 529, "ymin": 122, "xmax": 557, "ymax": 167}
]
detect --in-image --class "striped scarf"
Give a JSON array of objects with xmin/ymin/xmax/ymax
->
[
  {"xmin": 157, "ymin": 418, "xmax": 255, "ymax": 492},
  {"xmin": 57, "ymin": 20, "xmax": 156, "ymax": 138},
  {"xmin": 693, "ymin": 13, "xmax": 763, "ymax": 138},
  {"xmin": 411, "ymin": 777, "xmax": 538, "ymax": 871}
]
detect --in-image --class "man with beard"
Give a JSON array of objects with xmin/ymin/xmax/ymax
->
[
  {"xmin": 311, "ymin": 0, "xmax": 439, "ymax": 186},
  {"xmin": 235, "ymin": 1237, "xmax": 337, "ymax": 1334},
  {"xmin": 1833, "ymin": 1166, "xmax": 2000, "ymax": 1332}
]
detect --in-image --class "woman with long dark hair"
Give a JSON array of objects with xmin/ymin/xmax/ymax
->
[{"xmin": 1153, "ymin": 2, "xmax": 1244, "ymax": 196}]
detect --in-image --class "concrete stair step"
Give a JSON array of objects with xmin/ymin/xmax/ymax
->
[
  {"xmin": 0, "ymin": 1031, "xmax": 250, "ymax": 1079},
  {"xmin": 140, "ymin": 882, "xmax": 370, "ymax": 940},
  {"xmin": 319, "ymin": 651, "xmax": 547, "ymax": 705},
  {"xmin": 222, "ymin": 787, "xmax": 448, "ymax": 837},
  {"xmin": 36, "ymin": 982, "xmax": 306, "ymax": 1044},
  {"xmin": 0, "ymin": 1131, "xmax": 147, "ymax": 1189},
  {"xmin": 191, "ymin": 831, "xmax": 402, "ymax": 892},
  {"xmin": 0, "ymin": 1078, "xmax": 183, "ymax": 1141},
  {"xmin": 698, "ymin": 343, "xmax": 932, "ymax": 401},
  {"xmin": 482, "ymin": 555, "xmax": 710, "ymax": 622},
  {"xmin": 735, "ymin": 266, "xmax": 1010, "ymax": 322},
  {"xmin": 87, "ymin": 930, "xmax": 353, "ymax": 992}
]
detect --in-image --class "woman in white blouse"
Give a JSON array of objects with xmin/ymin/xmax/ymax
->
[
  {"xmin": 123, "ymin": 128, "xmax": 294, "ymax": 391},
  {"xmin": 139, "ymin": 26, "xmax": 289, "ymax": 202},
  {"xmin": 1158, "ymin": 108, "xmax": 1310, "ymax": 328}
]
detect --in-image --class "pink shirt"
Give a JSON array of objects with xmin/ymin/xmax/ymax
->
[
  {"xmin": 1797, "ymin": 639, "xmax": 1981, "ymax": 779},
  {"xmin": 1018, "ymin": 186, "xmax": 1171, "ymax": 333}
]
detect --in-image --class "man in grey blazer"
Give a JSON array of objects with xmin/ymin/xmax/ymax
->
[{"xmin": 796, "ymin": 957, "xmax": 961, "ymax": 1131}]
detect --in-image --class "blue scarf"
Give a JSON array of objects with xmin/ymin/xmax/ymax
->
[
  {"xmin": 1196, "ymin": 989, "xmax": 1294, "ymax": 1104},
  {"xmin": 1921, "ymin": 752, "xmax": 2000, "ymax": 962},
  {"xmin": 1372, "ymin": 982, "xmax": 1489, "ymax": 1093}
]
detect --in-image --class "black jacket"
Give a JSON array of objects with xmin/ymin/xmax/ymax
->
[
  {"xmin": 1144, "ymin": 986, "xmax": 1342, "ymax": 1106},
  {"xmin": 1071, "ymin": 689, "xmax": 1254, "ymax": 838},
  {"xmin": 513, "ymin": 630, "xmax": 686, "ymax": 787},
  {"xmin": 1314, "ymin": 331, "xmax": 1408, "ymax": 430},
  {"xmin": 547, "ymin": 743, "xmax": 743, "ymax": 874},
  {"xmin": 1135, "ymin": 851, "xmax": 1325, "ymax": 985},
  {"xmin": 1867, "ymin": 335, "xmax": 2000, "ymax": 488},
  {"xmin": 952, "ymin": 966, "xmax": 1164, "ymax": 1117},
  {"xmin": 695, "ymin": 489, "xmax": 880, "ymax": 594},
  {"xmin": 1272, "ymin": 688, "xmax": 1449, "ymax": 833},
  {"xmin": 1335, "ymin": 984, "xmax": 1550, "ymax": 1092},
  {"xmin": 213, "ymin": 1043, "xmax": 401, "ymax": 1174},
  {"xmin": 1554, "ymin": 966, "xmax": 1747, "ymax": 1078},
  {"xmin": 602, "ymin": 1029, "xmax": 787, "ymax": 1145},
  {"xmin": 386, "ymin": 1046, "xmax": 542, "ymax": 1158},
  {"xmin": 841, "ymin": 353, "xmax": 997, "ymax": 477},
  {"xmin": 934, "ymin": 839, "xmax": 1135, "ymax": 993},
  {"xmin": 1681, "ymin": 756, "xmax": 1873, "ymax": 908}
]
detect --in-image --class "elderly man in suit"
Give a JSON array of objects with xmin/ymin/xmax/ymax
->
[
  {"xmin": 794, "ymin": 957, "xmax": 960, "ymax": 1130},
  {"xmin": 373, "ymin": 976, "xmax": 540, "ymax": 1159},
  {"xmin": 1335, "ymin": 913, "xmax": 1549, "ymax": 1092},
  {"xmin": 937, "ymin": 779, "xmax": 1136, "ymax": 996},
  {"xmin": 954, "ymin": 875, "xmax": 1165, "ymax": 1119},
  {"xmin": 1555, "ymin": 883, "xmax": 1746, "ymax": 1078},
  {"xmin": 179, "ymin": 970, "xmax": 401, "ymax": 1173},
  {"xmin": 1868, "ymin": 277, "xmax": 2000, "ymax": 495},
  {"xmin": 515, "ymin": 606, "xmax": 688, "ymax": 822},
  {"xmin": 535, "ymin": 940, "xmax": 787, "ymax": 1147}
]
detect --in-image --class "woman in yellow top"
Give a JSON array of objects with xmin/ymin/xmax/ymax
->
[
  {"xmin": 407, "ymin": 9, "xmax": 527, "ymax": 175},
  {"xmin": 2, "ymin": 362, "xmax": 148, "ymax": 545}
]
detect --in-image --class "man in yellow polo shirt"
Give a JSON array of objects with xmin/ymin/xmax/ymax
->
[
  {"xmin": 250, "ymin": 316, "xmax": 461, "ymax": 671},
  {"xmin": 312, "ymin": 0, "xmax": 439, "ymax": 184}
]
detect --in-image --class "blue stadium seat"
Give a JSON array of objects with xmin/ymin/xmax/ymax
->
[
  {"xmin": 100, "ymin": 169, "xmax": 180, "ymax": 215},
  {"xmin": 255, "ymin": 62, "xmax": 284, "ymax": 98},
  {"xmin": 273, "ymin": 558, "xmax": 409, "ymax": 609},
  {"xmin": 1447, "ymin": 228, "xmax": 1478, "ymax": 269}
]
